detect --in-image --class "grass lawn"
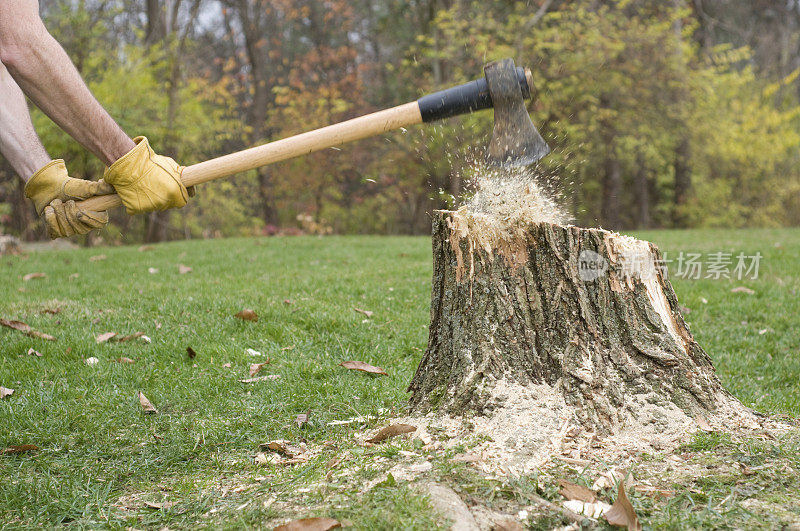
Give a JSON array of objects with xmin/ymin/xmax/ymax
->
[{"xmin": 1, "ymin": 228, "xmax": 799, "ymax": 529}]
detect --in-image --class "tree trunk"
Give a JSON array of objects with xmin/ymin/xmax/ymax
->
[{"xmin": 408, "ymin": 212, "xmax": 736, "ymax": 434}]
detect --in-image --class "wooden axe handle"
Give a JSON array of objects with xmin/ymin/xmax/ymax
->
[{"xmin": 75, "ymin": 102, "xmax": 423, "ymax": 212}]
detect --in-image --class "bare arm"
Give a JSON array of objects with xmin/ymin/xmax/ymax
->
[
  {"xmin": 0, "ymin": 0, "xmax": 135, "ymax": 166},
  {"xmin": 0, "ymin": 61, "xmax": 50, "ymax": 181}
]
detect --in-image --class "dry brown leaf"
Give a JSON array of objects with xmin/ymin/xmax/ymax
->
[
  {"xmin": 187, "ymin": 346, "xmax": 197, "ymax": 359},
  {"xmin": 144, "ymin": 500, "xmax": 175, "ymax": 510},
  {"xmin": 138, "ymin": 245, "xmax": 154, "ymax": 252},
  {"xmin": 339, "ymin": 360, "xmax": 387, "ymax": 376},
  {"xmin": 260, "ymin": 440, "xmax": 303, "ymax": 458},
  {"xmin": 96, "ymin": 332, "xmax": 117, "ymax": 343},
  {"xmin": 22, "ymin": 272, "xmax": 46, "ymax": 281},
  {"xmin": 558, "ymin": 479, "xmax": 597, "ymax": 503},
  {"xmin": 1, "ymin": 444, "xmax": 39, "ymax": 454},
  {"xmin": 0, "ymin": 386, "xmax": 14, "ymax": 399},
  {"xmin": 137, "ymin": 391, "xmax": 158, "ymax": 414},
  {"xmin": 113, "ymin": 357, "xmax": 136, "ymax": 364},
  {"xmin": 283, "ymin": 299, "xmax": 294, "ymax": 305},
  {"xmin": 731, "ymin": 286, "xmax": 755, "ymax": 295},
  {"xmin": 353, "ymin": 307, "xmax": 374, "ymax": 318},
  {"xmin": 0, "ymin": 318, "xmax": 56, "ymax": 341},
  {"xmin": 605, "ymin": 482, "xmax": 641, "ymax": 530},
  {"xmin": 41, "ymin": 307, "xmax": 61, "ymax": 315},
  {"xmin": 89, "ymin": 254, "xmax": 106, "ymax": 262},
  {"xmin": 366, "ymin": 424, "xmax": 416, "ymax": 444},
  {"xmin": 235, "ymin": 309, "xmax": 259, "ymax": 322},
  {"xmin": 27, "ymin": 348, "xmax": 42, "ymax": 357},
  {"xmin": 239, "ymin": 375, "xmax": 281, "ymax": 383},
  {"xmin": 117, "ymin": 332, "xmax": 145, "ymax": 342},
  {"xmin": 273, "ymin": 517, "xmax": 341, "ymax": 531},
  {"xmin": 178, "ymin": 264, "xmax": 192, "ymax": 274},
  {"xmin": 296, "ymin": 411, "xmax": 310, "ymax": 428},
  {"xmin": 249, "ymin": 362, "xmax": 269, "ymax": 377}
]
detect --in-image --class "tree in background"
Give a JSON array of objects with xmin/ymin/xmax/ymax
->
[{"xmin": 0, "ymin": 0, "xmax": 798, "ymax": 242}]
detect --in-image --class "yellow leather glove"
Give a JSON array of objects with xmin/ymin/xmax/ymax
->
[
  {"xmin": 24, "ymin": 159, "xmax": 115, "ymax": 239},
  {"xmin": 103, "ymin": 136, "xmax": 189, "ymax": 215}
]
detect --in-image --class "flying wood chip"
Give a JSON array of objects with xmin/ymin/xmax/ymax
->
[
  {"xmin": 22, "ymin": 272, "xmax": 46, "ymax": 281},
  {"xmin": 137, "ymin": 391, "xmax": 158, "ymax": 414},
  {"xmin": 366, "ymin": 424, "xmax": 416, "ymax": 444},
  {"xmin": 339, "ymin": 360, "xmax": 387, "ymax": 376},
  {"xmin": 604, "ymin": 482, "xmax": 641, "ymax": 531},
  {"xmin": 558, "ymin": 479, "xmax": 597, "ymax": 503},
  {"xmin": 0, "ymin": 318, "xmax": 56, "ymax": 341},
  {"xmin": 117, "ymin": 332, "xmax": 145, "ymax": 342},
  {"xmin": 235, "ymin": 309, "xmax": 259, "ymax": 322},
  {"xmin": 353, "ymin": 307, "xmax": 374, "ymax": 318},
  {"xmin": 113, "ymin": 357, "xmax": 136, "ymax": 364},
  {"xmin": 249, "ymin": 362, "xmax": 270, "ymax": 377},
  {"xmin": 273, "ymin": 517, "xmax": 341, "ymax": 531},
  {"xmin": 27, "ymin": 348, "xmax": 42, "ymax": 357},
  {"xmin": 1, "ymin": 444, "xmax": 39, "ymax": 455},
  {"xmin": 0, "ymin": 386, "xmax": 14, "ymax": 399}
]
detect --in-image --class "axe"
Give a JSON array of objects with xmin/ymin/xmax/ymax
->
[{"xmin": 76, "ymin": 58, "xmax": 549, "ymax": 213}]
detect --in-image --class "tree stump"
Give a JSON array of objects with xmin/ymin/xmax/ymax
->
[{"xmin": 408, "ymin": 210, "xmax": 739, "ymax": 434}]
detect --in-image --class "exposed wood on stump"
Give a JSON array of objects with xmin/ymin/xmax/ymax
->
[{"xmin": 408, "ymin": 211, "xmax": 732, "ymax": 433}]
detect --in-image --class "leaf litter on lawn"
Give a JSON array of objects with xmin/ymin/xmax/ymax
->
[
  {"xmin": 137, "ymin": 391, "xmax": 158, "ymax": 414},
  {"xmin": 0, "ymin": 318, "xmax": 56, "ymax": 341},
  {"xmin": 365, "ymin": 424, "xmax": 416, "ymax": 444},
  {"xmin": 339, "ymin": 360, "xmax": 387, "ymax": 376},
  {"xmin": 0, "ymin": 386, "xmax": 14, "ymax": 399},
  {"xmin": 235, "ymin": 309, "xmax": 258, "ymax": 322}
]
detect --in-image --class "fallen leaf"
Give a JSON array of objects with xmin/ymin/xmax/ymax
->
[
  {"xmin": 138, "ymin": 391, "xmax": 158, "ymax": 414},
  {"xmin": 1, "ymin": 444, "xmax": 39, "ymax": 455},
  {"xmin": 366, "ymin": 424, "xmax": 416, "ymax": 444},
  {"xmin": 222, "ymin": 362, "xmax": 232, "ymax": 368},
  {"xmin": 239, "ymin": 375, "xmax": 281, "ymax": 383},
  {"xmin": 0, "ymin": 319, "xmax": 56, "ymax": 341},
  {"xmin": 95, "ymin": 332, "xmax": 117, "ymax": 343},
  {"xmin": 340, "ymin": 360, "xmax": 387, "ymax": 376},
  {"xmin": 250, "ymin": 362, "xmax": 270, "ymax": 377},
  {"xmin": 273, "ymin": 517, "xmax": 341, "ymax": 531},
  {"xmin": 260, "ymin": 440, "xmax": 303, "ymax": 458},
  {"xmin": 558, "ymin": 479, "xmax": 597, "ymax": 503},
  {"xmin": 89, "ymin": 254, "xmax": 106, "ymax": 262},
  {"xmin": 178, "ymin": 264, "xmax": 192, "ymax": 274},
  {"xmin": 22, "ymin": 272, "xmax": 46, "ymax": 281},
  {"xmin": 731, "ymin": 286, "xmax": 755, "ymax": 295},
  {"xmin": 605, "ymin": 482, "xmax": 641, "ymax": 530},
  {"xmin": 148, "ymin": 267, "xmax": 159, "ymax": 274},
  {"xmin": 353, "ymin": 307, "xmax": 374, "ymax": 318},
  {"xmin": 187, "ymin": 346, "xmax": 197, "ymax": 359},
  {"xmin": 695, "ymin": 415, "xmax": 713, "ymax": 432},
  {"xmin": 117, "ymin": 332, "xmax": 145, "ymax": 342},
  {"xmin": 138, "ymin": 245, "xmax": 154, "ymax": 252},
  {"xmin": 85, "ymin": 357, "xmax": 99, "ymax": 366},
  {"xmin": 27, "ymin": 348, "xmax": 42, "ymax": 357},
  {"xmin": 282, "ymin": 345, "xmax": 295, "ymax": 351},
  {"xmin": 296, "ymin": 411, "xmax": 310, "ymax": 428},
  {"xmin": 144, "ymin": 500, "xmax": 175, "ymax": 510},
  {"xmin": 283, "ymin": 299, "xmax": 294, "ymax": 305},
  {"xmin": 235, "ymin": 309, "xmax": 258, "ymax": 322},
  {"xmin": 41, "ymin": 307, "xmax": 61, "ymax": 315},
  {"xmin": 113, "ymin": 357, "xmax": 135, "ymax": 364},
  {"xmin": 0, "ymin": 386, "xmax": 14, "ymax": 399}
]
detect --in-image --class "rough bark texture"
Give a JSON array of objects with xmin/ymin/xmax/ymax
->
[{"xmin": 408, "ymin": 212, "xmax": 729, "ymax": 433}]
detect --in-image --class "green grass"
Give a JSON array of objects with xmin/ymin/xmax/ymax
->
[{"xmin": 1, "ymin": 228, "xmax": 799, "ymax": 529}]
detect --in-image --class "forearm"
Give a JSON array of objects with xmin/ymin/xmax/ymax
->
[
  {"xmin": 0, "ymin": 4, "xmax": 134, "ymax": 166},
  {"xmin": 0, "ymin": 62, "xmax": 50, "ymax": 181}
]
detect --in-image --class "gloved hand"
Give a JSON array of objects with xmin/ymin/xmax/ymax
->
[
  {"xmin": 103, "ymin": 136, "xmax": 190, "ymax": 215},
  {"xmin": 24, "ymin": 159, "xmax": 115, "ymax": 239}
]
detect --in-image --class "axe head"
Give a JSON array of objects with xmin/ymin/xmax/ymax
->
[{"xmin": 484, "ymin": 58, "xmax": 550, "ymax": 167}]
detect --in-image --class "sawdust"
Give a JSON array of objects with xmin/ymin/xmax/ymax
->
[{"xmin": 394, "ymin": 380, "xmax": 789, "ymax": 478}]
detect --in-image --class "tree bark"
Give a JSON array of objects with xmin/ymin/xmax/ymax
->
[{"xmin": 408, "ymin": 212, "xmax": 731, "ymax": 433}]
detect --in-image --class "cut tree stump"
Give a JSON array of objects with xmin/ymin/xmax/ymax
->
[{"xmin": 408, "ymin": 211, "xmax": 738, "ymax": 434}]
